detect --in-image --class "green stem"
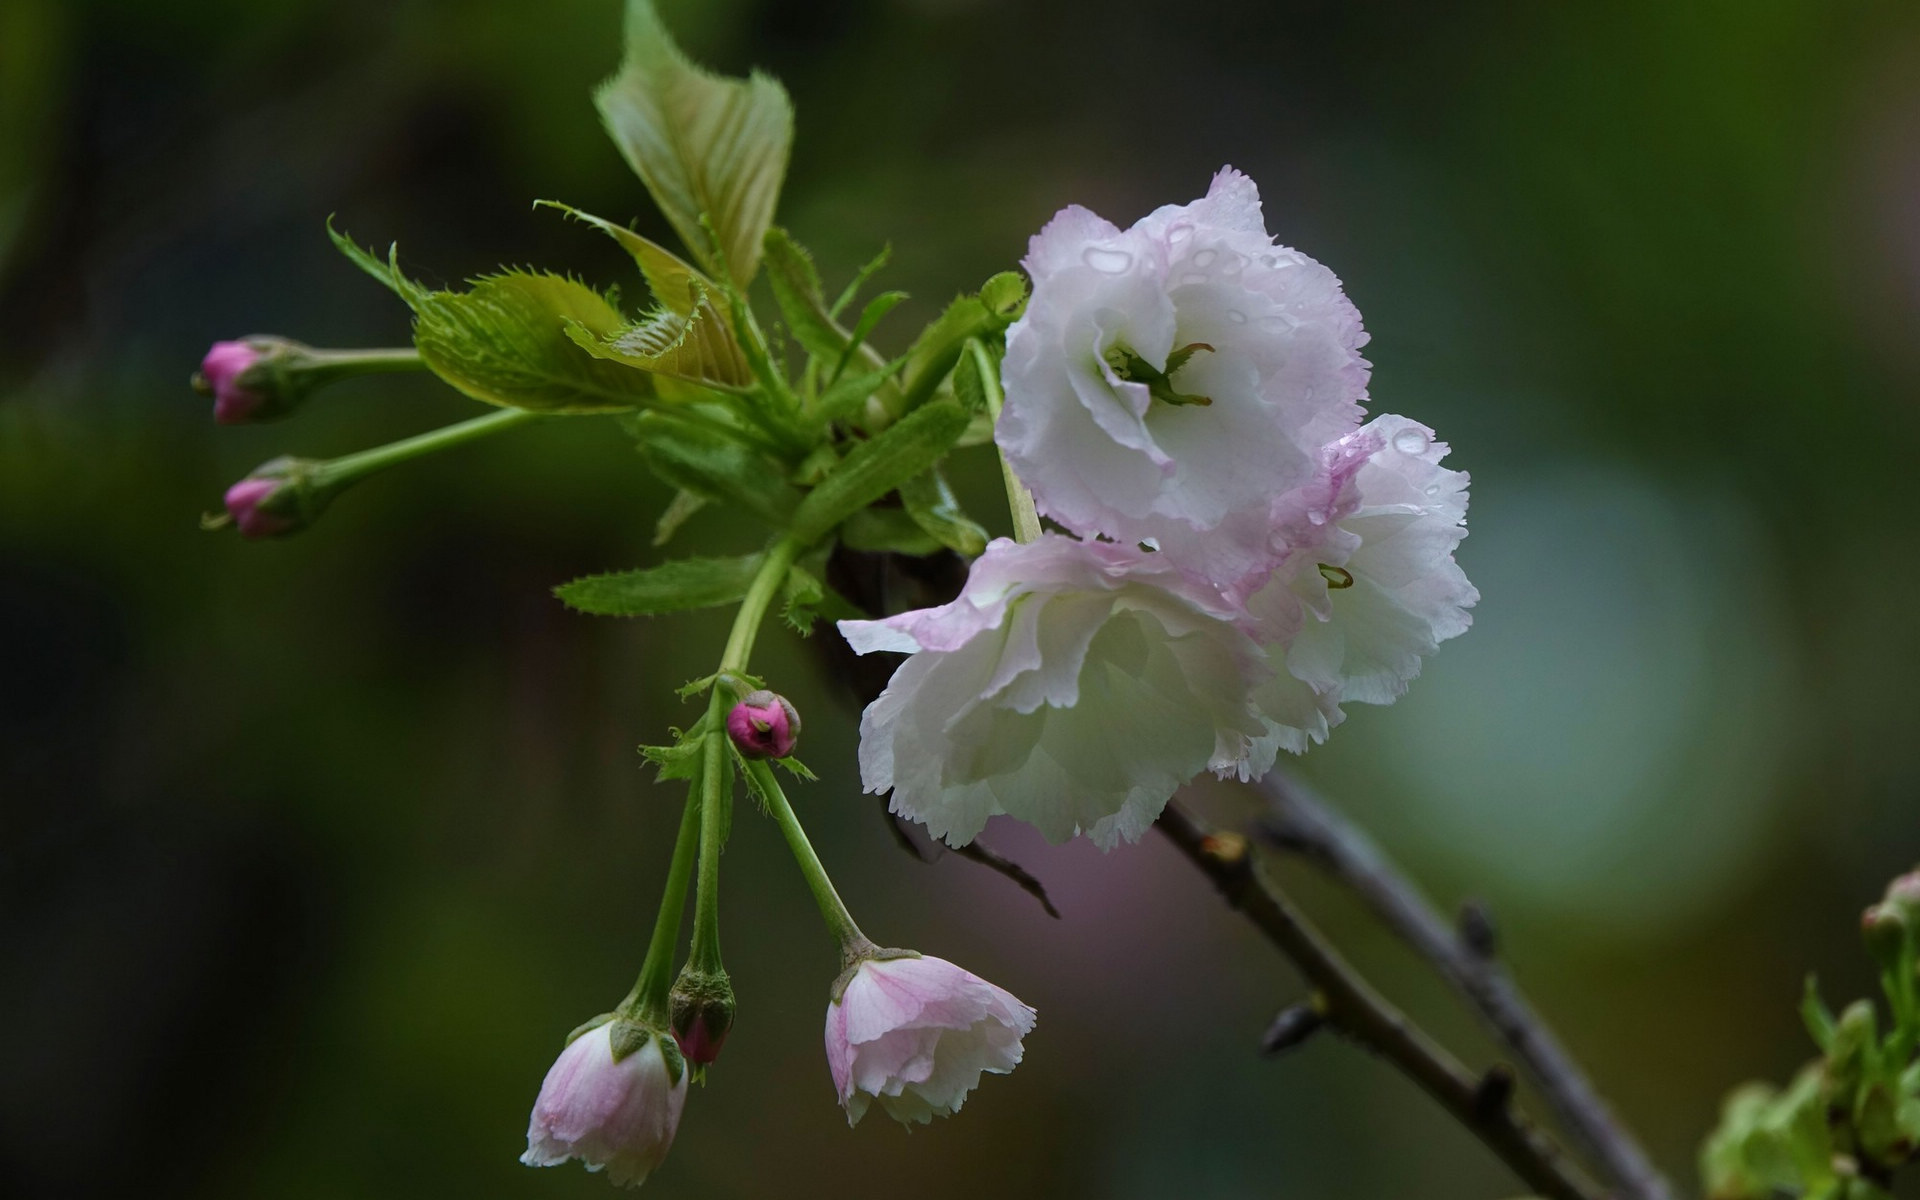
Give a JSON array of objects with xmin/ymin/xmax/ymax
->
[
  {"xmin": 685, "ymin": 535, "xmax": 807, "ymax": 973},
  {"xmin": 745, "ymin": 757, "xmax": 871, "ymax": 959},
  {"xmin": 971, "ymin": 339, "xmax": 1041, "ymax": 543},
  {"xmin": 313, "ymin": 407, "xmax": 545, "ymax": 490},
  {"xmin": 305, "ymin": 347, "xmax": 428, "ymax": 379},
  {"xmin": 623, "ymin": 794, "xmax": 702, "ymax": 1025}
]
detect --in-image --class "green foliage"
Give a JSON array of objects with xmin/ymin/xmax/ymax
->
[
  {"xmin": 554, "ymin": 553, "xmax": 764, "ymax": 617},
  {"xmin": 622, "ymin": 411, "xmax": 802, "ymax": 527},
  {"xmin": 595, "ymin": 0, "xmax": 792, "ymax": 286},
  {"xmin": 838, "ymin": 506, "xmax": 944, "ymax": 557},
  {"xmin": 787, "ymin": 399, "xmax": 973, "ymax": 545},
  {"xmin": 762, "ymin": 227, "xmax": 843, "ymax": 366},
  {"xmin": 896, "ymin": 271, "xmax": 1028, "ymax": 413},
  {"xmin": 329, "ymin": 226, "xmax": 650, "ymax": 413},
  {"xmin": 1702, "ymin": 874, "xmax": 1920, "ymax": 1199},
  {"xmin": 900, "ymin": 467, "xmax": 989, "ymax": 556},
  {"xmin": 652, "ymin": 488, "xmax": 707, "ymax": 546}
]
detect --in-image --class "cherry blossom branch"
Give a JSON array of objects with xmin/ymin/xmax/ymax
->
[
  {"xmin": 1156, "ymin": 797, "xmax": 1604, "ymax": 1200},
  {"xmin": 1246, "ymin": 768, "xmax": 1671, "ymax": 1200}
]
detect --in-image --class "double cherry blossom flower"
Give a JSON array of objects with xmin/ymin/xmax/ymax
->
[{"xmin": 843, "ymin": 167, "xmax": 1478, "ymax": 849}]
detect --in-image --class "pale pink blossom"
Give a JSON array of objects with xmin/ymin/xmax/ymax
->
[
  {"xmin": 1246, "ymin": 414, "xmax": 1478, "ymax": 708},
  {"xmin": 522, "ymin": 1020, "xmax": 688, "ymax": 1188},
  {"xmin": 825, "ymin": 953, "xmax": 1035, "ymax": 1126},
  {"xmin": 997, "ymin": 167, "xmax": 1370, "ymax": 590},
  {"xmin": 840, "ymin": 535, "xmax": 1331, "ymax": 848}
]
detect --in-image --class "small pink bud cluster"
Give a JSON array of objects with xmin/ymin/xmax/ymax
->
[{"xmin": 198, "ymin": 340, "xmax": 268, "ymax": 424}]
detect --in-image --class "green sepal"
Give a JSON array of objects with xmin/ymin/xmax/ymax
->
[
  {"xmin": 788, "ymin": 399, "xmax": 972, "ymax": 545},
  {"xmin": 831, "ymin": 243, "xmax": 892, "ymax": 319},
  {"xmin": 606, "ymin": 1018, "xmax": 653, "ymax": 1062},
  {"xmin": 563, "ymin": 1012, "xmax": 617, "ymax": 1046},
  {"xmin": 900, "ymin": 468, "xmax": 989, "ymax": 556},
  {"xmin": 774, "ymin": 755, "xmax": 818, "ymax": 782},
  {"xmin": 1802, "ymin": 975, "xmax": 1838, "ymax": 1054},
  {"xmin": 831, "ymin": 289, "xmax": 908, "ymax": 384},
  {"xmin": 554, "ymin": 553, "xmax": 764, "ymax": 617},
  {"xmin": 623, "ymin": 411, "xmax": 802, "ymax": 526},
  {"xmin": 328, "ymin": 226, "xmax": 651, "ymax": 414},
  {"xmin": 595, "ymin": 0, "xmax": 792, "ymax": 286}
]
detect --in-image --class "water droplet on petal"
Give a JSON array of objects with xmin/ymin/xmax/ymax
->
[
  {"xmin": 1425, "ymin": 483, "xmax": 1442, "ymax": 497},
  {"xmin": 1341, "ymin": 446, "xmax": 1358, "ymax": 458},
  {"xmin": 1260, "ymin": 254, "xmax": 1280, "ymax": 268},
  {"xmin": 1392, "ymin": 428, "xmax": 1429, "ymax": 455},
  {"xmin": 1306, "ymin": 508, "xmax": 1327, "ymax": 526},
  {"xmin": 1193, "ymin": 249, "xmax": 1218, "ymax": 268},
  {"xmin": 1168, "ymin": 223, "xmax": 1194, "ymax": 244},
  {"xmin": 1226, "ymin": 309, "xmax": 1248, "ymax": 324},
  {"xmin": 1084, "ymin": 247, "xmax": 1133, "ymax": 273}
]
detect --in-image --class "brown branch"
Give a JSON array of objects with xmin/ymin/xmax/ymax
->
[
  {"xmin": 1248, "ymin": 769, "xmax": 1671, "ymax": 1200},
  {"xmin": 1157, "ymin": 797, "xmax": 1604, "ymax": 1200}
]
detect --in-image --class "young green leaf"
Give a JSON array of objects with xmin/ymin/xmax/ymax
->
[
  {"xmin": 555, "ymin": 553, "xmax": 764, "ymax": 617},
  {"xmin": 815, "ymin": 357, "xmax": 907, "ymax": 426},
  {"xmin": 627, "ymin": 411, "xmax": 802, "ymax": 526},
  {"xmin": 565, "ymin": 298, "xmax": 752, "ymax": 390},
  {"xmin": 788, "ymin": 399, "xmax": 972, "ymax": 544},
  {"xmin": 831, "ymin": 243, "xmax": 893, "ymax": 319},
  {"xmin": 900, "ymin": 467, "xmax": 989, "ymax": 556},
  {"xmin": 762, "ymin": 227, "xmax": 844, "ymax": 365},
  {"xmin": 831, "ymin": 290, "xmax": 908, "ymax": 383},
  {"xmin": 897, "ymin": 271, "xmax": 1030, "ymax": 412},
  {"xmin": 838, "ymin": 506, "xmax": 944, "ymax": 556},
  {"xmin": 329, "ymin": 225, "xmax": 653, "ymax": 413},
  {"xmin": 595, "ymin": 0, "xmax": 793, "ymax": 286}
]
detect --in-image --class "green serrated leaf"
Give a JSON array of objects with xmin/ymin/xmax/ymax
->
[
  {"xmin": 330, "ymin": 227, "xmax": 652, "ymax": 414},
  {"xmin": 788, "ymin": 399, "xmax": 972, "ymax": 545},
  {"xmin": 653, "ymin": 489, "xmax": 707, "ymax": 546},
  {"xmin": 641, "ymin": 739, "xmax": 704, "ymax": 782},
  {"xmin": 595, "ymin": 0, "xmax": 792, "ymax": 285},
  {"xmin": 535, "ymin": 200, "xmax": 710, "ymax": 317},
  {"xmin": 627, "ymin": 411, "xmax": 802, "ymax": 526},
  {"xmin": 565, "ymin": 295, "xmax": 752, "ymax": 390},
  {"xmin": 775, "ymin": 755, "xmax": 818, "ymax": 782},
  {"xmin": 763, "ymin": 227, "xmax": 844, "ymax": 365},
  {"xmin": 900, "ymin": 467, "xmax": 988, "ymax": 556},
  {"xmin": 781, "ymin": 563, "xmax": 826, "ymax": 633},
  {"xmin": 555, "ymin": 553, "xmax": 763, "ymax": 617}
]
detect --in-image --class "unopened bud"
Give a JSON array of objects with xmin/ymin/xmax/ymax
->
[
  {"xmin": 1884, "ymin": 869, "xmax": 1920, "ymax": 922},
  {"xmin": 669, "ymin": 968, "xmax": 735, "ymax": 1067},
  {"xmin": 215, "ymin": 456, "xmax": 331, "ymax": 538},
  {"xmin": 1863, "ymin": 902, "xmax": 1910, "ymax": 968},
  {"xmin": 192, "ymin": 336, "xmax": 419, "ymax": 424},
  {"xmin": 726, "ymin": 690, "xmax": 800, "ymax": 759}
]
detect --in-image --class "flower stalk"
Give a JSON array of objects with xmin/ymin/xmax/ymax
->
[
  {"xmin": 744, "ymin": 756, "xmax": 871, "ymax": 962},
  {"xmin": 623, "ymin": 795, "xmax": 702, "ymax": 1026}
]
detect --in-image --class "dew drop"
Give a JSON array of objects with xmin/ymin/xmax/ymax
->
[
  {"xmin": 1260, "ymin": 254, "xmax": 1280, "ymax": 268},
  {"xmin": 1192, "ymin": 249, "xmax": 1218, "ymax": 268},
  {"xmin": 1306, "ymin": 508, "xmax": 1328, "ymax": 526},
  {"xmin": 1392, "ymin": 428, "xmax": 1429, "ymax": 455},
  {"xmin": 1425, "ymin": 483, "xmax": 1442, "ymax": 497},
  {"xmin": 1168, "ymin": 223, "xmax": 1194, "ymax": 244},
  {"xmin": 1226, "ymin": 309, "xmax": 1248, "ymax": 324},
  {"xmin": 1084, "ymin": 247, "xmax": 1133, "ymax": 274}
]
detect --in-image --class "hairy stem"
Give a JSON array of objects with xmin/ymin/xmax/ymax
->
[
  {"xmin": 1157, "ymin": 797, "xmax": 1603, "ymax": 1200},
  {"xmin": 1248, "ymin": 769, "xmax": 1671, "ymax": 1200}
]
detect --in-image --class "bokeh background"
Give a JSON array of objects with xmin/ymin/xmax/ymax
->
[{"xmin": 5, "ymin": 0, "xmax": 1920, "ymax": 1196}]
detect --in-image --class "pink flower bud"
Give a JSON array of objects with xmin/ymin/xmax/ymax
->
[
  {"xmin": 825, "ymin": 952, "xmax": 1035, "ymax": 1126},
  {"xmin": 223, "ymin": 477, "xmax": 293, "ymax": 539},
  {"xmin": 726, "ymin": 689, "xmax": 800, "ymax": 759},
  {"xmin": 522, "ymin": 1019, "xmax": 688, "ymax": 1187},
  {"xmin": 198, "ymin": 341, "xmax": 266, "ymax": 424}
]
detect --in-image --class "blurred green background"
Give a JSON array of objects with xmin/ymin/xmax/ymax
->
[{"xmin": 5, "ymin": 0, "xmax": 1920, "ymax": 1196}]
